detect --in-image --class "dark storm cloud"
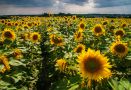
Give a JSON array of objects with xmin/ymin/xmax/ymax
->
[
  {"xmin": 62, "ymin": 0, "xmax": 87, "ymax": 6},
  {"xmin": 0, "ymin": 0, "xmax": 55, "ymax": 7},
  {"xmin": 94, "ymin": 0, "xmax": 131, "ymax": 8}
]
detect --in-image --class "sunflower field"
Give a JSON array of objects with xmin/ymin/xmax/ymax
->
[{"xmin": 0, "ymin": 15, "xmax": 131, "ymax": 90}]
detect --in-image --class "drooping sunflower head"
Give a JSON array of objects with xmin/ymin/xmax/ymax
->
[
  {"xmin": 0, "ymin": 55, "xmax": 10, "ymax": 73},
  {"xmin": 79, "ymin": 22, "xmax": 85, "ymax": 30},
  {"xmin": 13, "ymin": 48, "xmax": 23, "ymax": 59},
  {"xmin": 114, "ymin": 29, "xmax": 125, "ymax": 37},
  {"xmin": 110, "ymin": 41, "xmax": 128, "ymax": 58},
  {"xmin": 74, "ymin": 44, "xmax": 85, "ymax": 53},
  {"xmin": 55, "ymin": 59, "xmax": 67, "ymax": 72},
  {"xmin": 92, "ymin": 24, "xmax": 105, "ymax": 36},
  {"xmin": 78, "ymin": 48, "xmax": 112, "ymax": 81},
  {"xmin": 50, "ymin": 34, "xmax": 63, "ymax": 46},
  {"xmin": 30, "ymin": 32, "xmax": 41, "ymax": 43},
  {"xmin": 74, "ymin": 31, "xmax": 83, "ymax": 42},
  {"xmin": 1, "ymin": 28, "xmax": 16, "ymax": 41}
]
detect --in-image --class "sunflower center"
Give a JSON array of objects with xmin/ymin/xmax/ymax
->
[
  {"xmin": 114, "ymin": 44, "xmax": 126, "ymax": 53},
  {"xmin": 94, "ymin": 26, "xmax": 102, "ymax": 33},
  {"xmin": 80, "ymin": 23, "xmax": 85, "ymax": 29},
  {"xmin": 4, "ymin": 31, "xmax": 13, "ymax": 38},
  {"xmin": 85, "ymin": 57, "xmax": 101, "ymax": 73},
  {"xmin": 76, "ymin": 47, "xmax": 82, "ymax": 53},
  {"xmin": 122, "ymin": 24, "xmax": 126, "ymax": 27},
  {"xmin": 115, "ymin": 30, "xmax": 124, "ymax": 37},
  {"xmin": 33, "ymin": 35, "xmax": 38, "ymax": 40}
]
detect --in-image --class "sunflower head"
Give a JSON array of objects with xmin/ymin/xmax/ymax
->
[
  {"xmin": 121, "ymin": 23, "xmax": 127, "ymax": 28},
  {"xmin": 72, "ymin": 15, "xmax": 77, "ymax": 20},
  {"xmin": 55, "ymin": 59, "xmax": 67, "ymax": 72},
  {"xmin": 102, "ymin": 21, "xmax": 108, "ymax": 25},
  {"xmin": 0, "ymin": 55, "xmax": 10, "ymax": 73},
  {"xmin": 1, "ymin": 28, "xmax": 16, "ymax": 41},
  {"xmin": 50, "ymin": 34, "xmax": 63, "ymax": 46},
  {"xmin": 110, "ymin": 40, "xmax": 128, "ymax": 58},
  {"xmin": 30, "ymin": 32, "xmax": 41, "ymax": 43},
  {"xmin": 74, "ymin": 31, "xmax": 83, "ymax": 42},
  {"xmin": 13, "ymin": 49, "xmax": 23, "ymax": 59},
  {"xmin": 114, "ymin": 29, "xmax": 125, "ymax": 37},
  {"xmin": 74, "ymin": 44, "xmax": 85, "ymax": 53},
  {"xmin": 78, "ymin": 48, "xmax": 112, "ymax": 82},
  {"xmin": 79, "ymin": 22, "xmax": 85, "ymax": 30},
  {"xmin": 92, "ymin": 24, "xmax": 105, "ymax": 36}
]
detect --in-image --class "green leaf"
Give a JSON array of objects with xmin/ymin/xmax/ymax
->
[{"xmin": 9, "ymin": 60, "xmax": 25, "ymax": 66}]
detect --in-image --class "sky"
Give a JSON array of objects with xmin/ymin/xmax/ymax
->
[{"xmin": 0, "ymin": 0, "xmax": 131, "ymax": 15}]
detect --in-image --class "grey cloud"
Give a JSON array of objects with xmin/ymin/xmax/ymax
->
[
  {"xmin": 62, "ymin": 0, "xmax": 88, "ymax": 5},
  {"xmin": 0, "ymin": 0, "xmax": 55, "ymax": 7},
  {"xmin": 94, "ymin": 0, "xmax": 131, "ymax": 8}
]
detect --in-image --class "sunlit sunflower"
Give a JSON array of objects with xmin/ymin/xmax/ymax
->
[
  {"xmin": 13, "ymin": 49, "xmax": 23, "ymax": 59},
  {"xmin": 27, "ymin": 22, "xmax": 33, "ymax": 28},
  {"xmin": 0, "ymin": 19, "xmax": 5, "ymax": 24},
  {"xmin": 110, "ymin": 40, "xmax": 128, "ymax": 58},
  {"xmin": 114, "ymin": 29, "xmax": 125, "ymax": 37},
  {"xmin": 92, "ymin": 24, "xmax": 105, "ymax": 36},
  {"xmin": 74, "ymin": 44, "xmax": 85, "ymax": 53},
  {"xmin": 72, "ymin": 15, "xmax": 77, "ymax": 20},
  {"xmin": 74, "ymin": 31, "xmax": 83, "ymax": 42},
  {"xmin": 102, "ymin": 21, "xmax": 108, "ymax": 25},
  {"xmin": 50, "ymin": 34, "xmax": 63, "ymax": 46},
  {"xmin": 78, "ymin": 48, "xmax": 112, "ymax": 86},
  {"xmin": 1, "ymin": 28, "xmax": 16, "ymax": 41},
  {"xmin": 6, "ymin": 22, "xmax": 13, "ymax": 27},
  {"xmin": 0, "ymin": 55, "xmax": 10, "ymax": 73},
  {"xmin": 13, "ymin": 21, "xmax": 20, "ymax": 27},
  {"xmin": 23, "ymin": 24, "xmax": 30, "ymax": 29},
  {"xmin": 55, "ymin": 59, "xmax": 67, "ymax": 72},
  {"xmin": 79, "ymin": 22, "xmax": 85, "ymax": 30},
  {"xmin": 30, "ymin": 32, "xmax": 41, "ymax": 43},
  {"xmin": 21, "ymin": 32, "xmax": 31, "ymax": 40},
  {"xmin": 121, "ymin": 23, "xmax": 127, "ymax": 28}
]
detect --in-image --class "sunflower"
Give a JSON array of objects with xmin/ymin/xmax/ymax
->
[
  {"xmin": 110, "ymin": 40, "xmax": 128, "ymax": 58},
  {"xmin": 6, "ymin": 22, "xmax": 13, "ymax": 27},
  {"xmin": 74, "ymin": 44, "xmax": 85, "ymax": 53},
  {"xmin": 102, "ymin": 21, "xmax": 108, "ymax": 25},
  {"xmin": 92, "ymin": 24, "xmax": 105, "ymax": 36},
  {"xmin": 50, "ymin": 34, "xmax": 63, "ymax": 46},
  {"xmin": 0, "ymin": 55, "xmax": 10, "ymax": 73},
  {"xmin": 79, "ymin": 22, "xmax": 85, "ymax": 30},
  {"xmin": 114, "ymin": 29, "xmax": 125, "ymax": 37},
  {"xmin": 72, "ymin": 15, "xmax": 77, "ymax": 20},
  {"xmin": 121, "ymin": 23, "xmax": 127, "ymax": 28},
  {"xmin": 74, "ymin": 31, "xmax": 83, "ymax": 42},
  {"xmin": 55, "ymin": 59, "xmax": 67, "ymax": 72},
  {"xmin": 30, "ymin": 32, "xmax": 41, "ymax": 43},
  {"xmin": 13, "ymin": 21, "xmax": 19, "ymax": 27},
  {"xmin": 1, "ymin": 28, "xmax": 16, "ymax": 41},
  {"xmin": 78, "ymin": 48, "xmax": 112, "ymax": 86},
  {"xmin": 13, "ymin": 49, "xmax": 23, "ymax": 59}
]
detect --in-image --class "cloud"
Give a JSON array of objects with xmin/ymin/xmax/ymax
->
[
  {"xmin": 61, "ymin": 0, "xmax": 88, "ymax": 6},
  {"xmin": 0, "ymin": 0, "xmax": 55, "ymax": 7},
  {"xmin": 0, "ymin": 0, "xmax": 131, "ymax": 15},
  {"xmin": 94, "ymin": 0, "xmax": 131, "ymax": 8}
]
